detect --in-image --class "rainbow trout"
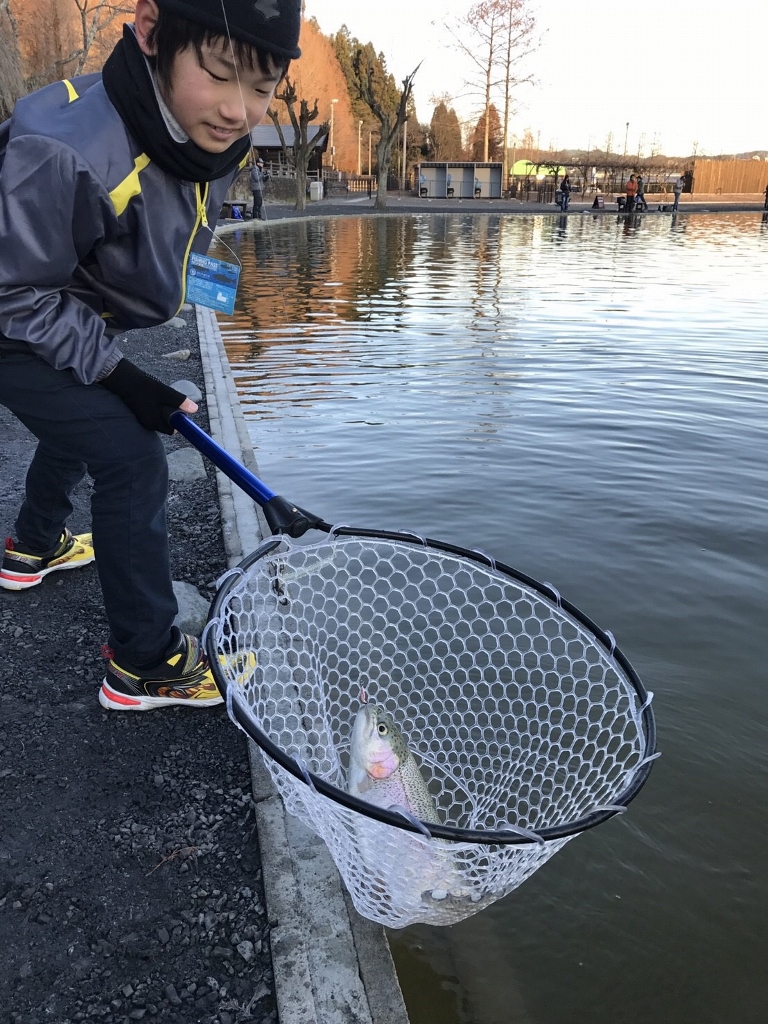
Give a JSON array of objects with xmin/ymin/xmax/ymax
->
[
  {"xmin": 346, "ymin": 703, "xmax": 473, "ymax": 905},
  {"xmin": 347, "ymin": 703, "xmax": 441, "ymax": 825}
]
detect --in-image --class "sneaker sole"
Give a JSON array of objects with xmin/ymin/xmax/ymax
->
[
  {"xmin": 0, "ymin": 554, "xmax": 96, "ymax": 591},
  {"xmin": 98, "ymin": 680, "xmax": 224, "ymax": 712}
]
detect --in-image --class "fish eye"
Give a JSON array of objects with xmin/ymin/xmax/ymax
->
[{"xmin": 377, "ymin": 722, "xmax": 388, "ymax": 736}]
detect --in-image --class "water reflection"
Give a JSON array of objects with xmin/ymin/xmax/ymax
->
[{"xmin": 213, "ymin": 212, "xmax": 768, "ymax": 1024}]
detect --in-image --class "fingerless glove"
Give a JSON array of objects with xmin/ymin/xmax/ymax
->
[{"xmin": 100, "ymin": 359, "xmax": 187, "ymax": 435}]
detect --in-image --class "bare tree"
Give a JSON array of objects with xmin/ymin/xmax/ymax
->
[
  {"xmin": 469, "ymin": 104, "xmax": 503, "ymax": 161},
  {"xmin": 26, "ymin": 0, "xmax": 133, "ymax": 87},
  {"xmin": 451, "ymin": 0, "xmax": 536, "ymax": 169},
  {"xmin": 268, "ymin": 76, "xmax": 329, "ymax": 212},
  {"xmin": 0, "ymin": 0, "xmax": 24, "ymax": 119},
  {"xmin": 353, "ymin": 53, "xmax": 420, "ymax": 210},
  {"xmin": 570, "ymin": 149, "xmax": 595, "ymax": 197},
  {"xmin": 497, "ymin": 0, "xmax": 536, "ymax": 180}
]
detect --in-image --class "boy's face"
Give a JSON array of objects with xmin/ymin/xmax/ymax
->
[{"xmin": 165, "ymin": 40, "xmax": 281, "ymax": 153}]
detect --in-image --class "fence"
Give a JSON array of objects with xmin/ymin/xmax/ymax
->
[
  {"xmin": 691, "ymin": 159, "xmax": 767, "ymax": 194},
  {"xmin": 345, "ymin": 176, "xmax": 377, "ymax": 193}
]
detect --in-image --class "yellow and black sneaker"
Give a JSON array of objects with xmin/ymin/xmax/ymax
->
[
  {"xmin": 0, "ymin": 528, "xmax": 95, "ymax": 591},
  {"xmin": 99, "ymin": 629, "xmax": 223, "ymax": 711}
]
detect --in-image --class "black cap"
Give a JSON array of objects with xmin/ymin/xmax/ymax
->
[{"xmin": 156, "ymin": 0, "xmax": 301, "ymax": 59}]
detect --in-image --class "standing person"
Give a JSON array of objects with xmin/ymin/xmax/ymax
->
[
  {"xmin": 625, "ymin": 174, "xmax": 638, "ymax": 212},
  {"xmin": 560, "ymin": 174, "xmax": 572, "ymax": 211},
  {"xmin": 672, "ymin": 174, "xmax": 685, "ymax": 212},
  {"xmin": 249, "ymin": 156, "xmax": 269, "ymax": 219},
  {"xmin": 636, "ymin": 174, "xmax": 647, "ymax": 211},
  {"xmin": 763, "ymin": 183, "xmax": 768, "ymax": 210},
  {"xmin": 0, "ymin": 0, "xmax": 301, "ymax": 710}
]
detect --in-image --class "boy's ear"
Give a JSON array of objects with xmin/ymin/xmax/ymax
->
[{"xmin": 134, "ymin": 0, "xmax": 160, "ymax": 56}]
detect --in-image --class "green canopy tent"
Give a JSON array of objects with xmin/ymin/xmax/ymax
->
[{"xmin": 509, "ymin": 159, "xmax": 567, "ymax": 178}]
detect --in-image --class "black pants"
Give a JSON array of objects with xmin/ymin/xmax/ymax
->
[
  {"xmin": 251, "ymin": 190, "xmax": 263, "ymax": 219},
  {"xmin": 0, "ymin": 349, "xmax": 176, "ymax": 666}
]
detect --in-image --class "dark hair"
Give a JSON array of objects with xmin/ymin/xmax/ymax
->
[{"xmin": 147, "ymin": 8, "xmax": 290, "ymax": 90}]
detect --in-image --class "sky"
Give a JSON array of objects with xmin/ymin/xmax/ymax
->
[{"xmin": 305, "ymin": 1, "xmax": 766, "ymax": 159}]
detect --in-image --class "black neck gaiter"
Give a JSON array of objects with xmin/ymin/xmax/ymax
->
[{"xmin": 102, "ymin": 25, "xmax": 250, "ymax": 183}]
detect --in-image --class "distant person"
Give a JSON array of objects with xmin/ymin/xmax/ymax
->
[
  {"xmin": 672, "ymin": 174, "xmax": 685, "ymax": 212},
  {"xmin": 636, "ymin": 174, "xmax": 648, "ymax": 211},
  {"xmin": 250, "ymin": 158, "xmax": 270, "ymax": 220},
  {"xmin": 625, "ymin": 174, "xmax": 638, "ymax": 212},
  {"xmin": 559, "ymin": 175, "xmax": 572, "ymax": 211},
  {"xmin": 764, "ymin": 183, "xmax": 768, "ymax": 210}
]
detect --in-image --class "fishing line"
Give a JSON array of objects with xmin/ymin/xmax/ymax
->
[{"xmin": 208, "ymin": 0, "xmax": 289, "ymax": 321}]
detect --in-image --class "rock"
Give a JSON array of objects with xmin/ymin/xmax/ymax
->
[
  {"xmin": 167, "ymin": 448, "xmax": 207, "ymax": 482},
  {"xmin": 172, "ymin": 379, "xmax": 203, "ymax": 403},
  {"xmin": 163, "ymin": 317, "xmax": 186, "ymax": 329},
  {"xmin": 161, "ymin": 348, "xmax": 191, "ymax": 361},
  {"xmin": 172, "ymin": 581, "xmax": 211, "ymax": 636},
  {"xmin": 236, "ymin": 940, "xmax": 254, "ymax": 962}
]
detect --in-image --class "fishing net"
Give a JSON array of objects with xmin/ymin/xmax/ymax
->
[{"xmin": 205, "ymin": 531, "xmax": 657, "ymax": 929}]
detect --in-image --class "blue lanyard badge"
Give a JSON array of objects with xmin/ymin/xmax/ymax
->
[{"xmin": 186, "ymin": 252, "xmax": 240, "ymax": 315}]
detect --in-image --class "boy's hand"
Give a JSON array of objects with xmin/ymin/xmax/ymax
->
[{"xmin": 99, "ymin": 358, "xmax": 189, "ymax": 434}]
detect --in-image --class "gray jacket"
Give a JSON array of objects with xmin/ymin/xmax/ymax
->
[
  {"xmin": 249, "ymin": 164, "xmax": 268, "ymax": 192},
  {"xmin": 0, "ymin": 73, "xmax": 234, "ymax": 384}
]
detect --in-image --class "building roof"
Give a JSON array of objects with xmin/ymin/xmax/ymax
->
[{"xmin": 250, "ymin": 125, "xmax": 329, "ymax": 152}]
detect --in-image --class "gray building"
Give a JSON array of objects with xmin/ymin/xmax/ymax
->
[
  {"xmin": 249, "ymin": 125, "xmax": 329, "ymax": 175},
  {"xmin": 418, "ymin": 161, "xmax": 503, "ymax": 199}
]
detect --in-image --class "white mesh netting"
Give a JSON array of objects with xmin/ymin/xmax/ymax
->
[{"xmin": 207, "ymin": 534, "xmax": 653, "ymax": 928}]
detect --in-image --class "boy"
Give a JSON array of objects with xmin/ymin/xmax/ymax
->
[{"xmin": 0, "ymin": 0, "xmax": 301, "ymax": 709}]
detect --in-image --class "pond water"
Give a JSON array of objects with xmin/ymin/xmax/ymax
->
[{"xmin": 212, "ymin": 211, "xmax": 768, "ymax": 1024}]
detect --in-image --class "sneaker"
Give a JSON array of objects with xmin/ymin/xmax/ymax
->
[
  {"xmin": 99, "ymin": 629, "xmax": 223, "ymax": 711},
  {"xmin": 0, "ymin": 528, "xmax": 95, "ymax": 591}
]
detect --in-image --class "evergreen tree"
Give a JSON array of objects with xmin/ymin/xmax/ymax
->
[
  {"xmin": 428, "ymin": 101, "xmax": 464, "ymax": 160},
  {"xmin": 329, "ymin": 26, "xmax": 380, "ymax": 142},
  {"xmin": 470, "ymin": 104, "xmax": 503, "ymax": 161}
]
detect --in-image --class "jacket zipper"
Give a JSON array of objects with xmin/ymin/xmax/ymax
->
[{"xmin": 176, "ymin": 181, "xmax": 210, "ymax": 314}]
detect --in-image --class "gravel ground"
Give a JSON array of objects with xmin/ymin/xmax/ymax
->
[{"xmin": 0, "ymin": 313, "xmax": 276, "ymax": 1024}]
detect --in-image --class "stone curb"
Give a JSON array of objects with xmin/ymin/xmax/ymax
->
[
  {"xmin": 213, "ymin": 195, "xmax": 765, "ymax": 236},
  {"xmin": 194, "ymin": 305, "xmax": 410, "ymax": 1024}
]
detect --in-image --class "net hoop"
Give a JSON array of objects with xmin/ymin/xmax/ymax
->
[{"xmin": 205, "ymin": 528, "xmax": 657, "ymax": 847}]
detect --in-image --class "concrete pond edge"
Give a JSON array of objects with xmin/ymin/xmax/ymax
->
[{"xmin": 195, "ymin": 305, "xmax": 410, "ymax": 1024}]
